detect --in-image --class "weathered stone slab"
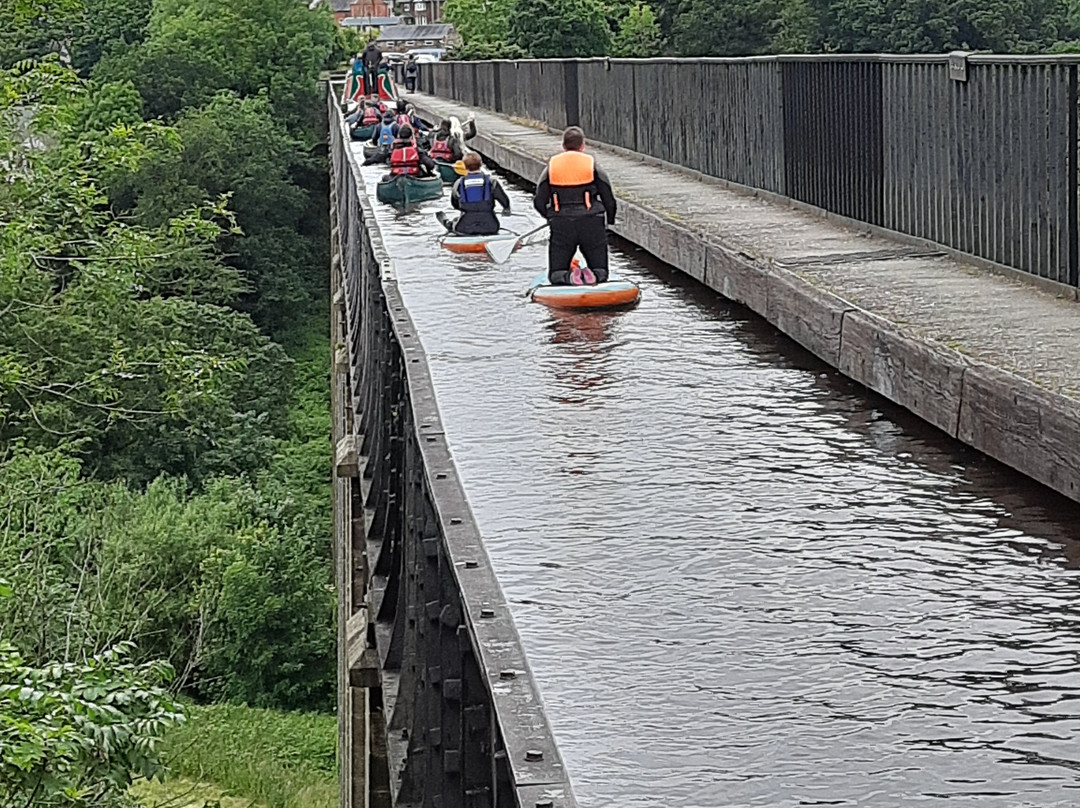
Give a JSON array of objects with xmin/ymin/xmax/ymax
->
[
  {"xmin": 703, "ymin": 241, "xmax": 770, "ymax": 315},
  {"xmin": 659, "ymin": 221, "xmax": 707, "ymax": 282},
  {"xmin": 765, "ymin": 272, "xmax": 853, "ymax": 366},
  {"xmin": 840, "ymin": 309, "xmax": 968, "ymax": 436},
  {"xmin": 958, "ymin": 363, "xmax": 1080, "ymax": 501}
]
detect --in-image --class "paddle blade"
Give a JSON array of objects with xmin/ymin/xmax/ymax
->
[
  {"xmin": 485, "ymin": 237, "xmax": 519, "ymax": 263},
  {"xmin": 453, "ymin": 160, "xmax": 467, "ymax": 176}
]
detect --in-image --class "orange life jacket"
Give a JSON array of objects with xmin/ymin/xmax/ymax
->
[
  {"xmin": 548, "ymin": 151, "xmax": 597, "ymax": 213},
  {"xmin": 361, "ymin": 105, "xmax": 381, "ymax": 125},
  {"xmin": 390, "ymin": 144, "xmax": 420, "ymax": 176}
]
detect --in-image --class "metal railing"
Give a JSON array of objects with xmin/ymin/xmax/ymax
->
[
  {"xmin": 328, "ymin": 87, "xmax": 578, "ymax": 808},
  {"xmin": 420, "ymin": 55, "xmax": 1080, "ymax": 288}
]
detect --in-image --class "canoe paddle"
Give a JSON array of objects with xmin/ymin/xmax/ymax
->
[{"xmin": 486, "ymin": 221, "xmax": 549, "ymax": 263}]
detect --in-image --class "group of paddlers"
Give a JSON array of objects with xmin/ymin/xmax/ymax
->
[{"xmin": 353, "ymin": 93, "xmax": 617, "ymax": 285}]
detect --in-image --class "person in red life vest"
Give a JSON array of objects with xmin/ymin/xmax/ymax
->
[
  {"xmin": 360, "ymin": 95, "xmax": 382, "ymax": 125},
  {"xmin": 429, "ymin": 116, "xmax": 477, "ymax": 163},
  {"xmin": 363, "ymin": 124, "xmax": 436, "ymax": 177},
  {"xmin": 394, "ymin": 99, "xmax": 429, "ymax": 134},
  {"xmin": 445, "ymin": 153, "xmax": 511, "ymax": 236},
  {"xmin": 533, "ymin": 126, "xmax": 617, "ymax": 285}
]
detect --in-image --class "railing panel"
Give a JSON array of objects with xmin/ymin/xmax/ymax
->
[
  {"xmin": 577, "ymin": 59, "xmax": 637, "ymax": 152},
  {"xmin": 421, "ymin": 56, "xmax": 1079, "ymax": 288},
  {"xmin": 882, "ymin": 61, "xmax": 1077, "ymax": 284},
  {"xmin": 783, "ymin": 60, "xmax": 883, "ymax": 224},
  {"xmin": 328, "ymin": 87, "xmax": 578, "ymax": 808}
]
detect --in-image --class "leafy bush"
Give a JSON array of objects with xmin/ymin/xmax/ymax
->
[{"xmin": 0, "ymin": 631, "xmax": 184, "ymax": 808}]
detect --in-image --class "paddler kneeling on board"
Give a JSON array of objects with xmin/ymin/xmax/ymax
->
[
  {"xmin": 363, "ymin": 124, "xmax": 437, "ymax": 178},
  {"xmin": 533, "ymin": 126, "xmax": 617, "ymax": 285},
  {"xmin": 446, "ymin": 153, "xmax": 511, "ymax": 236}
]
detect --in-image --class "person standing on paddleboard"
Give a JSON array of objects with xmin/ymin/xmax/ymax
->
[{"xmin": 533, "ymin": 126, "xmax": 617, "ymax": 285}]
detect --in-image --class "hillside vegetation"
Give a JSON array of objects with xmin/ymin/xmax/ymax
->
[{"xmin": 0, "ymin": 0, "xmax": 349, "ymax": 805}]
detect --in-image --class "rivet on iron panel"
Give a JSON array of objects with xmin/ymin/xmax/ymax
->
[
  {"xmin": 435, "ymin": 473, "xmax": 447, "ymax": 479},
  {"xmin": 525, "ymin": 750, "xmax": 544, "ymax": 762},
  {"xmin": 499, "ymin": 670, "xmax": 517, "ymax": 680},
  {"xmin": 480, "ymin": 608, "xmax": 495, "ymax": 618},
  {"xmin": 449, "ymin": 517, "xmax": 462, "ymax": 524},
  {"xmin": 426, "ymin": 436, "xmax": 437, "ymax": 442},
  {"xmin": 464, "ymin": 560, "xmax": 478, "ymax": 568}
]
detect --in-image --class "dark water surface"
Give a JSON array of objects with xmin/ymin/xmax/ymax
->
[{"xmin": 356, "ymin": 151, "xmax": 1080, "ymax": 808}]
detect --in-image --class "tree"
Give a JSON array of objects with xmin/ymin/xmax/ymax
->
[
  {"xmin": 444, "ymin": 0, "xmax": 516, "ymax": 46},
  {"xmin": 0, "ymin": 62, "xmax": 291, "ymax": 485},
  {"xmin": 669, "ymin": 0, "xmax": 782, "ymax": 54},
  {"xmin": 0, "ymin": 597, "xmax": 184, "ymax": 808},
  {"xmin": 508, "ymin": 0, "xmax": 612, "ymax": 56},
  {"xmin": 113, "ymin": 92, "xmax": 319, "ymax": 335},
  {"xmin": 612, "ymin": 2, "xmax": 664, "ymax": 56},
  {"xmin": 107, "ymin": 0, "xmax": 337, "ymax": 136}
]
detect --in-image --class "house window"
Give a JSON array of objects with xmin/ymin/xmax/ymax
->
[{"xmin": 414, "ymin": 1, "xmax": 425, "ymax": 8}]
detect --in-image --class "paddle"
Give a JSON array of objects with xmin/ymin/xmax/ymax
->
[{"xmin": 485, "ymin": 222, "xmax": 549, "ymax": 263}]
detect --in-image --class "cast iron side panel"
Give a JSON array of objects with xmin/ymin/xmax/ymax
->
[
  {"xmin": 328, "ymin": 88, "xmax": 579, "ymax": 808},
  {"xmin": 882, "ymin": 61, "xmax": 1077, "ymax": 284},
  {"xmin": 701, "ymin": 61, "xmax": 785, "ymax": 194},
  {"xmin": 577, "ymin": 59, "xmax": 638, "ymax": 152},
  {"xmin": 783, "ymin": 60, "xmax": 884, "ymax": 225}
]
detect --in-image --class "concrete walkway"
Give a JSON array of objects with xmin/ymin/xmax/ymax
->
[{"xmin": 409, "ymin": 93, "xmax": 1080, "ymax": 504}]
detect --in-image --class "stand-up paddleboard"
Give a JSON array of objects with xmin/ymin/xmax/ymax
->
[{"xmin": 528, "ymin": 254, "xmax": 640, "ymax": 309}]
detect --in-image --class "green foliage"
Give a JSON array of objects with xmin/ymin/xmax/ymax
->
[
  {"xmin": 0, "ymin": 634, "xmax": 184, "ymax": 808},
  {"xmin": 162, "ymin": 704, "xmax": 337, "ymax": 808},
  {"xmin": 508, "ymin": 0, "xmax": 612, "ymax": 56},
  {"xmin": 445, "ymin": 0, "xmax": 516, "ymax": 46},
  {"xmin": 611, "ymin": 2, "xmax": 663, "ymax": 56},
  {"xmin": 114, "ymin": 92, "xmax": 319, "ymax": 336},
  {"xmin": 670, "ymin": 0, "xmax": 782, "ymax": 55},
  {"xmin": 108, "ymin": 0, "xmax": 337, "ymax": 135}
]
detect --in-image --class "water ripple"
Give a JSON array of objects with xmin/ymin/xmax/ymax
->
[{"xmin": 355, "ymin": 149, "xmax": 1080, "ymax": 807}]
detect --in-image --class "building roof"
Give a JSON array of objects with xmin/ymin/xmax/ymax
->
[
  {"xmin": 376, "ymin": 24, "xmax": 455, "ymax": 41},
  {"xmin": 341, "ymin": 15, "xmax": 401, "ymax": 26}
]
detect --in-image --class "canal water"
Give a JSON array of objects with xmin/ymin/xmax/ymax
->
[{"xmin": 355, "ymin": 148, "xmax": 1080, "ymax": 808}]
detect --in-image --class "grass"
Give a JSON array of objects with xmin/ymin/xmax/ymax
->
[
  {"xmin": 152, "ymin": 703, "xmax": 338, "ymax": 808},
  {"xmin": 131, "ymin": 778, "xmax": 266, "ymax": 808}
]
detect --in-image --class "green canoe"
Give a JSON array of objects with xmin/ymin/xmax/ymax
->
[
  {"xmin": 375, "ymin": 174, "xmax": 443, "ymax": 206},
  {"xmin": 435, "ymin": 160, "xmax": 465, "ymax": 184},
  {"xmin": 351, "ymin": 124, "xmax": 377, "ymax": 141}
]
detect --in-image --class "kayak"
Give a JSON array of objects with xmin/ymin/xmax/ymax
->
[
  {"xmin": 375, "ymin": 174, "xmax": 443, "ymax": 205},
  {"xmin": 351, "ymin": 124, "xmax": 376, "ymax": 141},
  {"xmin": 436, "ymin": 160, "xmax": 465, "ymax": 183},
  {"xmin": 528, "ymin": 269, "xmax": 640, "ymax": 309},
  {"xmin": 441, "ymin": 232, "xmax": 517, "ymax": 254}
]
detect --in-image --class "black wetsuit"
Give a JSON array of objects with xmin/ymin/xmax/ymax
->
[{"xmin": 533, "ymin": 155, "xmax": 617, "ymax": 284}]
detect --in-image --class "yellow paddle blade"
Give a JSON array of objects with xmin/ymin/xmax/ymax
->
[{"xmin": 453, "ymin": 160, "xmax": 467, "ymax": 175}]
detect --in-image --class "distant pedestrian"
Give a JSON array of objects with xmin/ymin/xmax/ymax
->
[{"xmin": 404, "ymin": 56, "xmax": 418, "ymax": 92}]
